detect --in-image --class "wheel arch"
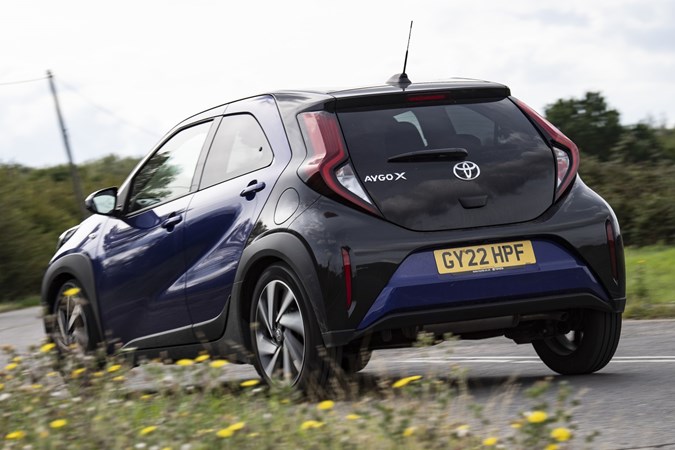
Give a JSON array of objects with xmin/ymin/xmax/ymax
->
[
  {"xmin": 41, "ymin": 253, "xmax": 103, "ymax": 342},
  {"xmin": 222, "ymin": 231, "xmax": 326, "ymax": 357}
]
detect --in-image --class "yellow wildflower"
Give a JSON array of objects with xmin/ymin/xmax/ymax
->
[
  {"xmin": 50, "ymin": 419, "xmax": 68, "ymax": 429},
  {"xmin": 551, "ymin": 427, "xmax": 572, "ymax": 442},
  {"xmin": 12, "ymin": 356, "xmax": 22, "ymax": 362},
  {"xmin": 40, "ymin": 343, "xmax": 56, "ymax": 353},
  {"xmin": 392, "ymin": 375, "xmax": 422, "ymax": 388},
  {"xmin": 346, "ymin": 413, "xmax": 361, "ymax": 420},
  {"xmin": 510, "ymin": 421, "xmax": 523, "ymax": 429},
  {"xmin": 112, "ymin": 375, "xmax": 125, "ymax": 382},
  {"xmin": 0, "ymin": 383, "xmax": 4, "ymax": 391},
  {"xmin": 317, "ymin": 400, "xmax": 335, "ymax": 411},
  {"xmin": 482, "ymin": 436, "xmax": 498, "ymax": 446},
  {"xmin": 195, "ymin": 354, "xmax": 210, "ymax": 363},
  {"xmin": 31, "ymin": 384, "xmax": 43, "ymax": 390},
  {"xmin": 71, "ymin": 368, "xmax": 86, "ymax": 378},
  {"xmin": 240, "ymin": 379, "xmax": 260, "ymax": 387},
  {"xmin": 140, "ymin": 394, "xmax": 153, "ymax": 401},
  {"xmin": 46, "ymin": 371, "xmax": 58, "ymax": 377},
  {"xmin": 228, "ymin": 422, "xmax": 245, "ymax": 431},
  {"xmin": 403, "ymin": 426, "xmax": 416, "ymax": 437},
  {"xmin": 210, "ymin": 359, "xmax": 229, "ymax": 368},
  {"xmin": 63, "ymin": 287, "xmax": 80, "ymax": 296},
  {"xmin": 107, "ymin": 364, "xmax": 122, "ymax": 373},
  {"xmin": 545, "ymin": 445, "xmax": 559, "ymax": 450},
  {"xmin": 93, "ymin": 371, "xmax": 104, "ymax": 378},
  {"xmin": 4, "ymin": 362, "xmax": 18, "ymax": 371},
  {"xmin": 139, "ymin": 426, "xmax": 157, "ymax": 436},
  {"xmin": 526, "ymin": 410, "xmax": 548, "ymax": 424},
  {"xmin": 248, "ymin": 432, "xmax": 259, "ymax": 438},
  {"xmin": 300, "ymin": 420, "xmax": 324, "ymax": 430},
  {"xmin": 176, "ymin": 359, "xmax": 194, "ymax": 366},
  {"xmin": 5, "ymin": 431, "xmax": 26, "ymax": 440},
  {"xmin": 217, "ymin": 428, "xmax": 234, "ymax": 438}
]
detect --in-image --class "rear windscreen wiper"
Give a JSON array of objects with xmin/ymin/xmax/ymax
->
[{"xmin": 387, "ymin": 148, "xmax": 469, "ymax": 163}]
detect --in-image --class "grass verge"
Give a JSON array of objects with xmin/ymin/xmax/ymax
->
[
  {"xmin": 0, "ymin": 295, "xmax": 40, "ymax": 314},
  {"xmin": 624, "ymin": 246, "xmax": 675, "ymax": 318},
  {"xmin": 0, "ymin": 345, "xmax": 588, "ymax": 449}
]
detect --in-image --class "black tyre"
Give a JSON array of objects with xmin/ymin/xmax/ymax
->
[
  {"xmin": 532, "ymin": 309, "xmax": 622, "ymax": 375},
  {"xmin": 50, "ymin": 280, "xmax": 100, "ymax": 356},
  {"xmin": 249, "ymin": 263, "xmax": 335, "ymax": 390}
]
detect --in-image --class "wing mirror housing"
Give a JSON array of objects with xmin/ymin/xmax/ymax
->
[{"xmin": 85, "ymin": 187, "xmax": 119, "ymax": 216}]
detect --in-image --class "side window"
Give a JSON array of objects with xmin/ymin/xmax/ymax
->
[
  {"xmin": 128, "ymin": 121, "xmax": 211, "ymax": 213},
  {"xmin": 199, "ymin": 114, "xmax": 273, "ymax": 189}
]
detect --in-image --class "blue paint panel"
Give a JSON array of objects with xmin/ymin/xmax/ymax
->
[{"xmin": 358, "ymin": 240, "xmax": 609, "ymax": 329}]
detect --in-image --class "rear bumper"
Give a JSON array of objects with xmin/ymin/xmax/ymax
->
[{"xmin": 323, "ymin": 293, "xmax": 625, "ymax": 347}]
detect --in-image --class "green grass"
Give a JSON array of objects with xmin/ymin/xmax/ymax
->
[
  {"xmin": 624, "ymin": 246, "xmax": 675, "ymax": 318},
  {"xmin": 0, "ymin": 346, "xmax": 587, "ymax": 449},
  {"xmin": 0, "ymin": 295, "xmax": 40, "ymax": 313}
]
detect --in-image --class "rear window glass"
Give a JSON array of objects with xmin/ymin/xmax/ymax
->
[{"xmin": 337, "ymin": 98, "xmax": 547, "ymax": 159}]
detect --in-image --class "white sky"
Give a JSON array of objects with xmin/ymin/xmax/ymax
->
[{"xmin": 1, "ymin": 0, "xmax": 674, "ymax": 167}]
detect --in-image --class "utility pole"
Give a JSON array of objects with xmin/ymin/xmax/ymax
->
[{"xmin": 47, "ymin": 70, "xmax": 87, "ymax": 219}]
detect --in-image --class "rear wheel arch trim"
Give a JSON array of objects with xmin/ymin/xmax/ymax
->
[
  {"xmin": 42, "ymin": 254, "xmax": 103, "ymax": 342},
  {"xmin": 227, "ymin": 232, "xmax": 327, "ymax": 352}
]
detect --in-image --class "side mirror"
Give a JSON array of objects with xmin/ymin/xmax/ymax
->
[{"xmin": 85, "ymin": 187, "xmax": 118, "ymax": 216}]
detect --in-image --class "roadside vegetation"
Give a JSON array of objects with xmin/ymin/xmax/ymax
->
[
  {"xmin": 1, "ymin": 343, "xmax": 589, "ymax": 449},
  {"xmin": 0, "ymin": 91, "xmax": 674, "ymax": 314}
]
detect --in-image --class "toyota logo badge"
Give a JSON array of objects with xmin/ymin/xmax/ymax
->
[{"xmin": 453, "ymin": 161, "xmax": 481, "ymax": 181}]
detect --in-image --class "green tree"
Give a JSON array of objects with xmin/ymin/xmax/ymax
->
[{"xmin": 545, "ymin": 92, "xmax": 623, "ymax": 160}]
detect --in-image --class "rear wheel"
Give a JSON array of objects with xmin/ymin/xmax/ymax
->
[
  {"xmin": 250, "ymin": 263, "xmax": 335, "ymax": 390},
  {"xmin": 532, "ymin": 309, "xmax": 621, "ymax": 375}
]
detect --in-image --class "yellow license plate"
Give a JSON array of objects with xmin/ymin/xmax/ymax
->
[{"xmin": 433, "ymin": 240, "xmax": 536, "ymax": 274}]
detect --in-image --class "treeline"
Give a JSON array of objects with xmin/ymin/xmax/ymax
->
[
  {"xmin": 546, "ymin": 92, "xmax": 675, "ymax": 246},
  {"xmin": 0, "ymin": 92, "xmax": 674, "ymax": 302},
  {"xmin": 0, "ymin": 156, "xmax": 140, "ymax": 301}
]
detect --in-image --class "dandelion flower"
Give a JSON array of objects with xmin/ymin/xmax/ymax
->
[
  {"xmin": 482, "ymin": 436, "xmax": 498, "ymax": 446},
  {"xmin": 46, "ymin": 371, "xmax": 58, "ymax": 378},
  {"xmin": 71, "ymin": 368, "xmax": 86, "ymax": 378},
  {"xmin": 545, "ymin": 445, "xmax": 559, "ymax": 450},
  {"xmin": 0, "ymin": 383, "xmax": 4, "ymax": 391},
  {"xmin": 228, "ymin": 422, "xmax": 245, "ymax": 431},
  {"xmin": 217, "ymin": 428, "xmax": 234, "ymax": 438},
  {"xmin": 139, "ymin": 426, "xmax": 157, "ymax": 436},
  {"xmin": 551, "ymin": 427, "xmax": 572, "ymax": 442},
  {"xmin": 31, "ymin": 384, "xmax": 43, "ymax": 390},
  {"xmin": 195, "ymin": 354, "xmax": 210, "ymax": 363},
  {"xmin": 93, "ymin": 371, "xmax": 104, "ymax": 378},
  {"xmin": 210, "ymin": 359, "xmax": 229, "ymax": 368},
  {"xmin": 510, "ymin": 421, "xmax": 523, "ymax": 429},
  {"xmin": 112, "ymin": 375, "xmax": 125, "ymax": 382},
  {"xmin": 176, "ymin": 359, "xmax": 194, "ymax": 366},
  {"xmin": 5, "ymin": 431, "xmax": 26, "ymax": 440},
  {"xmin": 50, "ymin": 419, "xmax": 68, "ymax": 429},
  {"xmin": 12, "ymin": 356, "xmax": 22, "ymax": 362},
  {"xmin": 455, "ymin": 424, "xmax": 470, "ymax": 437},
  {"xmin": 40, "ymin": 343, "xmax": 56, "ymax": 353},
  {"xmin": 248, "ymin": 432, "xmax": 259, "ymax": 438},
  {"xmin": 403, "ymin": 426, "xmax": 416, "ymax": 437},
  {"xmin": 317, "ymin": 400, "xmax": 335, "ymax": 411},
  {"xmin": 392, "ymin": 375, "xmax": 422, "ymax": 388},
  {"xmin": 107, "ymin": 364, "xmax": 122, "ymax": 373},
  {"xmin": 4, "ymin": 362, "xmax": 18, "ymax": 371},
  {"xmin": 63, "ymin": 287, "xmax": 80, "ymax": 296},
  {"xmin": 345, "ymin": 414, "xmax": 361, "ymax": 420},
  {"xmin": 240, "ymin": 379, "xmax": 260, "ymax": 387},
  {"xmin": 526, "ymin": 410, "xmax": 548, "ymax": 424},
  {"xmin": 300, "ymin": 420, "xmax": 324, "ymax": 430}
]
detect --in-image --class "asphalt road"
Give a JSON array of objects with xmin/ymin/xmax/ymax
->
[{"xmin": 2, "ymin": 307, "xmax": 675, "ymax": 449}]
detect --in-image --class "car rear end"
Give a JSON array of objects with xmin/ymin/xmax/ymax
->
[{"xmin": 279, "ymin": 80, "xmax": 625, "ymax": 374}]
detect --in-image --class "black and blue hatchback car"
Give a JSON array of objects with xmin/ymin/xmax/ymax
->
[{"xmin": 42, "ymin": 77, "xmax": 625, "ymax": 388}]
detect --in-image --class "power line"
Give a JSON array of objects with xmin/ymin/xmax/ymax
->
[
  {"xmin": 0, "ymin": 76, "xmax": 48, "ymax": 86},
  {"xmin": 57, "ymin": 79, "xmax": 161, "ymax": 138}
]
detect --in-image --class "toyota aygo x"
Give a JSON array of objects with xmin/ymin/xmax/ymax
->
[{"xmin": 42, "ymin": 76, "xmax": 625, "ymax": 389}]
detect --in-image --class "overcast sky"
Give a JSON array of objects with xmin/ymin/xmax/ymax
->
[{"xmin": 1, "ymin": 0, "xmax": 674, "ymax": 168}]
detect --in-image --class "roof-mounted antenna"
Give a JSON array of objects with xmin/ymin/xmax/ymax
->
[{"xmin": 387, "ymin": 21, "xmax": 414, "ymax": 88}]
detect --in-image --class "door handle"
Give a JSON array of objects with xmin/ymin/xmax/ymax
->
[
  {"xmin": 240, "ymin": 180, "xmax": 266, "ymax": 198},
  {"xmin": 161, "ymin": 214, "xmax": 183, "ymax": 231}
]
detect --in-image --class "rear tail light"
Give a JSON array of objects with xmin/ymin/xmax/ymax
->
[
  {"xmin": 512, "ymin": 98, "xmax": 580, "ymax": 201},
  {"xmin": 298, "ymin": 111, "xmax": 379, "ymax": 215},
  {"xmin": 606, "ymin": 220, "xmax": 619, "ymax": 281}
]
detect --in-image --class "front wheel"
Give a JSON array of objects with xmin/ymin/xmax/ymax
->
[
  {"xmin": 249, "ymin": 263, "xmax": 335, "ymax": 390},
  {"xmin": 50, "ymin": 280, "xmax": 99, "ymax": 357},
  {"xmin": 532, "ymin": 309, "xmax": 622, "ymax": 375}
]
